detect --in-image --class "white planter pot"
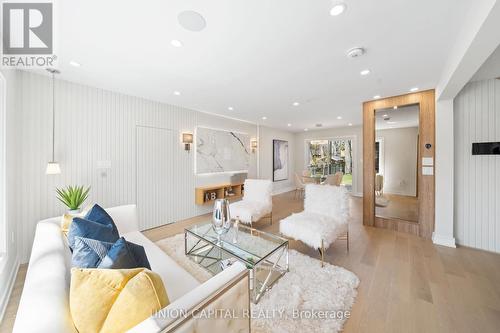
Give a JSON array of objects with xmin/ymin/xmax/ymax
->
[{"xmin": 68, "ymin": 209, "xmax": 81, "ymax": 215}]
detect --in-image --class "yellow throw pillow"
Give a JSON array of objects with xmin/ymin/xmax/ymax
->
[{"xmin": 70, "ymin": 268, "xmax": 169, "ymax": 333}]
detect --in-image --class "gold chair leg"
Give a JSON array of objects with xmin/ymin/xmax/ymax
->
[
  {"xmin": 347, "ymin": 231, "xmax": 349, "ymax": 252},
  {"xmin": 318, "ymin": 239, "xmax": 325, "ymax": 268}
]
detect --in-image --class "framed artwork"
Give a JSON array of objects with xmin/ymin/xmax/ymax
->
[
  {"xmin": 195, "ymin": 127, "xmax": 250, "ymax": 174},
  {"xmin": 273, "ymin": 139, "xmax": 289, "ymax": 181}
]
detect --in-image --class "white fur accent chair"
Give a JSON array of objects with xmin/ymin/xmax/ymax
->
[
  {"xmin": 279, "ymin": 184, "xmax": 349, "ymax": 266},
  {"xmin": 229, "ymin": 179, "xmax": 273, "ymax": 227}
]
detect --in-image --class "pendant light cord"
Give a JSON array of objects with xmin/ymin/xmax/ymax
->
[{"xmin": 51, "ymin": 71, "xmax": 55, "ymax": 162}]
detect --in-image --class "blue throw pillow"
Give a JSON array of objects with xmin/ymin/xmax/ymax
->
[
  {"xmin": 98, "ymin": 237, "xmax": 151, "ymax": 270},
  {"xmin": 71, "ymin": 237, "xmax": 113, "ymax": 268},
  {"xmin": 84, "ymin": 204, "xmax": 119, "ymax": 235},
  {"xmin": 67, "ymin": 204, "xmax": 119, "ymax": 250},
  {"xmin": 67, "ymin": 217, "xmax": 119, "ymax": 250}
]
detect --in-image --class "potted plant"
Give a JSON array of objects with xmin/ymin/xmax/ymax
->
[{"xmin": 56, "ymin": 185, "xmax": 90, "ymax": 214}]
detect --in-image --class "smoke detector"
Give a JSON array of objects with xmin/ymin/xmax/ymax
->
[
  {"xmin": 315, "ymin": 123, "xmax": 323, "ymax": 128},
  {"xmin": 346, "ymin": 47, "xmax": 365, "ymax": 58}
]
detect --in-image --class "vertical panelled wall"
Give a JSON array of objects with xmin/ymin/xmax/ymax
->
[
  {"xmin": 454, "ymin": 78, "xmax": 500, "ymax": 252},
  {"xmin": 17, "ymin": 71, "xmax": 257, "ymax": 262}
]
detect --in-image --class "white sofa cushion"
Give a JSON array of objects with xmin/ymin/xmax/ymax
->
[{"xmin": 13, "ymin": 218, "xmax": 77, "ymax": 333}]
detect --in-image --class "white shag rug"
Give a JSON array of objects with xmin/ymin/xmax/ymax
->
[{"xmin": 156, "ymin": 234, "xmax": 359, "ymax": 333}]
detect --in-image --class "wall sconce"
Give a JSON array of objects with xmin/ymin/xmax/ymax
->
[
  {"xmin": 251, "ymin": 139, "xmax": 258, "ymax": 153},
  {"xmin": 182, "ymin": 133, "xmax": 193, "ymax": 152}
]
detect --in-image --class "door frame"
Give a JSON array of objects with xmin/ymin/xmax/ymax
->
[{"xmin": 363, "ymin": 90, "xmax": 435, "ymax": 239}]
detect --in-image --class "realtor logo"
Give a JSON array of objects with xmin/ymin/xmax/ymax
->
[{"xmin": 2, "ymin": 2, "xmax": 55, "ymax": 67}]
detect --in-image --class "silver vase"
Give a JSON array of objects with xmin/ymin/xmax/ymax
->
[{"xmin": 212, "ymin": 199, "xmax": 231, "ymax": 245}]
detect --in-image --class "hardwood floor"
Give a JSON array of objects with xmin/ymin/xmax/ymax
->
[
  {"xmin": 375, "ymin": 193, "xmax": 419, "ymax": 222},
  {"xmin": 2, "ymin": 191, "xmax": 500, "ymax": 332}
]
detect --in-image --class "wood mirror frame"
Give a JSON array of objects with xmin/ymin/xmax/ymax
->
[{"xmin": 363, "ymin": 90, "xmax": 435, "ymax": 239}]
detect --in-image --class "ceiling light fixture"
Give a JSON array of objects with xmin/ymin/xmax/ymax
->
[
  {"xmin": 360, "ymin": 69, "xmax": 371, "ymax": 76},
  {"xmin": 228, "ymin": 106, "xmax": 234, "ymax": 111},
  {"xmin": 410, "ymin": 87, "xmax": 419, "ymax": 92},
  {"xmin": 69, "ymin": 60, "xmax": 81, "ymax": 67},
  {"xmin": 330, "ymin": 2, "xmax": 347, "ymax": 16},
  {"xmin": 383, "ymin": 114, "xmax": 388, "ymax": 117},
  {"xmin": 346, "ymin": 47, "xmax": 365, "ymax": 58},
  {"xmin": 337, "ymin": 116, "xmax": 342, "ymax": 120},
  {"xmin": 287, "ymin": 123, "xmax": 292, "ymax": 127},
  {"xmin": 177, "ymin": 11, "xmax": 207, "ymax": 32},
  {"xmin": 171, "ymin": 39, "xmax": 183, "ymax": 47},
  {"xmin": 304, "ymin": 128, "xmax": 309, "ymax": 131},
  {"xmin": 173, "ymin": 91, "xmax": 181, "ymax": 96},
  {"xmin": 45, "ymin": 68, "xmax": 61, "ymax": 175},
  {"xmin": 348, "ymin": 123, "xmax": 353, "ymax": 126},
  {"xmin": 293, "ymin": 102, "xmax": 300, "ymax": 106},
  {"xmin": 393, "ymin": 106, "xmax": 398, "ymax": 109},
  {"xmin": 262, "ymin": 116, "xmax": 267, "ymax": 120},
  {"xmin": 373, "ymin": 95, "xmax": 381, "ymax": 99}
]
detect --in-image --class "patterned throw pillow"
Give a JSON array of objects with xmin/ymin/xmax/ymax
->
[{"xmin": 72, "ymin": 237, "xmax": 114, "ymax": 268}]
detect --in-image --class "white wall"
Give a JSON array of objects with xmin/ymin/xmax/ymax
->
[
  {"xmin": 258, "ymin": 126, "xmax": 295, "ymax": 194},
  {"xmin": 454, "ymin": 78, "xmax": 500, "ymax": 252},
  {"xmin": 294, "ymin": 126, "xmax": 363, "ymax": 195},
  {"xmin": 375, "ymin": 127, "xmax": 419, "ymax": 196},
  {"xmin": 0, "ymin": 69, "xmax": 20, "ymax": 321},
  {"xmin": 14, "ymin": 71, "xmax": 259, "ymax": 263}
]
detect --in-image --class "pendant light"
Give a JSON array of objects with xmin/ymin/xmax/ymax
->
[{"xmin": 46, "ymin": 68, "xmax": 61, "ymax": 175}]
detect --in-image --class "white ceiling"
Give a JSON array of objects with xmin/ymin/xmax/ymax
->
[
  {"xmin": 50, "ymin": 0, "xmax": 479, "ymax": 131},
  {"xmin": 471, "ymin": 44, "xmax": 500, "ymax": 81},
  {"xmin": 375, "ymin": 105, "xmax": 419, "ymax": 130}
]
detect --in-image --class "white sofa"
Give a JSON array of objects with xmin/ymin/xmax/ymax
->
[{"xmin": 13, "ymin": 205, "xmax": 250, "ymax": 333}]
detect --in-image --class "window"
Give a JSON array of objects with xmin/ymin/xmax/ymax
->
[{"xmin": 306, "ymin": 138, "xmax": 354, "ymax": 190}]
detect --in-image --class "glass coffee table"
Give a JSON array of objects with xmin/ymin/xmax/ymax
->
[{"xmin": 185, "ymin": 221, "xmax": 289, "ymax": 303}]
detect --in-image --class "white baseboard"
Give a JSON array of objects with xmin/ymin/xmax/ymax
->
[
  {"xmin": 0, "ymin": 256, "xmax": 20, "ymax": 323},
  {"xmin": 272, "ymin": 186, "xmax": 295, "ymax": 196},
  {"xmin": 432, "ymin": 232, "xmax": 456, "ymax": 248}
]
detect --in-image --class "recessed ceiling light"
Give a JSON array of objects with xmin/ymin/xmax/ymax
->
[
  {"xmin": 173, "ymin": 91, "xmax": 181, "ymax": 96},
  {"xmin": 348, "ymin": 123, "xmax": 353, "ymax": 126},
  {"xmin": 287, "ymin": 123, "xmax": 292, "ymax": 127},
  {"xmin": 69, "ymin": 60, "xmax": 81, "ymax": 67},
  {"xmin": 228, "ymin": 106, "xmax": 234, "ymax": 111},
  {"xmin": 330, "ymin": 2, "xmax": 347, "ymax": 16},
  {"xmin": 262, "ymin": 116, "xmax": 267, "ymax": 120},
  {"xmin": 393, "ymin": 106, "xmax": 398, "ymax": 109},
  {"xmin": 171, "ymin": 39, "xmax": 183, "ymax": 47},
  {"xmin": 410, "ymin": 87, "xmax": 419, "ymax": 92},
  {"xmin": 178, "ymin": 11, "xmax": 207, "ymax": 32},
  {"xmin": 383, "ymin": 114, "xmax": 388, "ymax": 117},
  {"xmin": 293, "ymin": 102, "xmax": 300, "ymax": 106},
  {"xmin": 373, "ymin": 95, "xmax": 381, "ymax": 99},
  {"xmin": 360, "ymin": 69, "xmax": 371, "ymax": 76},
  {"xmin": 304, "ymin": 128, "xmax": 309, "ymax": 131},
  {"xmin": 337, "ymin": 116, "xmax": 343, "ymax": 120}
]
